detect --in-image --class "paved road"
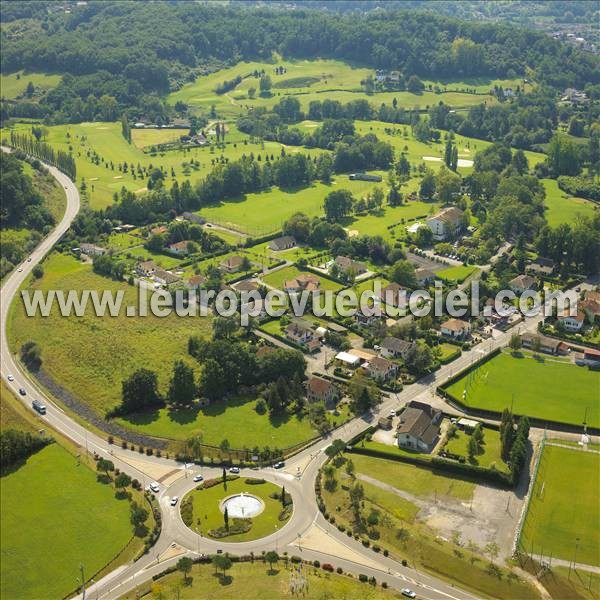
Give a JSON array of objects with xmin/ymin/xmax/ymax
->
[{"xmin": 2, "ymin": 148, "xmax": 596, "ymax": 599}]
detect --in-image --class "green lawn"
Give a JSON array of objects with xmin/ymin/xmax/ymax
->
[
  {"xmin": 521, "ymin": 445, "xmax": 599, "ymax": 566},
  {"xmin": 262, "ymin": 265, "xmax": 343, "ymax": 292},
  {"xmin": 125, "ymin": 560, "xmax": 394, "ymax": 600},
  {"xmin": 118, "ymin": 395, "xmax": 319, "ymax": 449},
  {"xmin": 7, "ymin": 253, "xmax": 210, "ymax": 416},
  {"xmin": 542, "ymin": 179, "xmax": 597, "ymax": 227},
  {"xmin": 184, "ymin": 477, "xmax": 290, "ymax": 542},
  {"xmin": 350, "ymin": 452, "xmax": 474, "ymax": 501},
  {"xmin": 131, "ymin": 128, "xmax": 185, "ymax": 149},
  {"xmin": 0, "ymin": 71, "xmax": 62, "ymax": 100},
  {"xmin": 437, "ymin": 343, "xmax": 461, "ymax": 362},
  {"xmin": 436, "ymin": 264, "xmax": 478, "ymax": 283},
  {"xmin": 445, "ymin": 351, "xmax": 600, "ymax": 428},
  {"xmin": 444, "ymin": 427, "xmax": 508, "ymax": 472},
  {"xmin": 1, "ymin": 444, "xmax": 132, "ymax": 600}
]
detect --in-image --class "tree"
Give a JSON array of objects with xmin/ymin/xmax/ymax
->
[
  {"xmin": 436, "ymin": 166, "xmax": 461, "ymax": 205},
  {"xmin": 114, "ymin": 472, "xmax": 132, "ymax": 490},
  {"xmin": 349, "ymin": 482, "xmax": 364, "ymax": 523},
  {"xmin": 484, "ymin": 542, "xmax": 499, "ymax": 564},
  {"xmin": 130, "ymin": 501, "xmax": 149, "ymax": 535},
  {"xmin": 509, "ymin": 333, "xmax": 522, "ymax": 353},
  {"xmin": 199, "ymin": 358, "xmax": 226, "ymax": 399},
  {"xmin": 25, "ymin": 81, "xmax": 35, "ymax": 97},
  {"xmin": 324, "ymin": 189, "xmax": 353, "ymax": 221},
  {"xmin": 212, "ymin": 316, "xmax": 239, "ymax": 340},
  {"xmin": 265, "ymin": 550, "xmax": 279, "ymax": 572},
  {"xmin": 406, "ymin": 75, "xmax": 424, "ymax": 94},
  {"xmin": 389, "ymin": 259, "xmax": 416, "ymax": 287},
  {"xmin": 20, "ymin": 340, "xmax": 41, "ymax": 372},
  {"xmin": 220, "ymin": 438, "xmax": 231, "ymax": 461},
  {"xmin": 168, "ymin": 360, "xmax": 196, "ymax": 406},
  {"xmin": 345, "ymin": 458, "xmax": 355, "ymax": 478},
  {"xmin": 223, "ymin": 506, "xmax": 229, "ymax": 531},
  {"xmin": 121, "ymin": 369, "xmax": 162, "ymax": 414},
  {"xmin": 467, "ymin": 434, "xmax": 479, "ymax": 460},
  {"xmin": 259, "ymin": 75, "xmax": 272, "ymax": 95},
  {"xmin": 212, "ymin": 554, "xmax": 232, "ymax": 577},
  {"xmin": 325, "ymin": 439, "xmax": 346, "ymax": 459},
  {"xmin": 419, "ymin": 169, "xmax": 436, "ymax": 200},
  {"xmin": 96, "ymin": 458, "xmax": 115, "ymax": 475},
  {"xmin": 186, "ymin": 434, "xmax": 204, "ymax": 461},
  {"xmin": 176, "ymin": 556, "xmax": 193, "ymax": 583}
]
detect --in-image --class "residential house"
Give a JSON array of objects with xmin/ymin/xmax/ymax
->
[
  {"xmin": 426, "ymin": 206, "xmax": 465, "ymax": 241},
  {"xmin": 520, "ymin": 332, "xmax": 567, "ymax": 355},
  {"xmin": 186, "ymin": 274, "xmax": 206, "ymax": 290},
  {"xmin": 509, "ymin": 274, "xmax": 537, "ymax": 294},
  {"xmin": 557, "ymin": 309, "xmax": 585, "ymax": 332},
  {"xmin": 268, "ymin": 235, "xmax": 296, "ymax": 251},
  {"xmin": 483, "ymin": 297, "xmax": 509, "ymax": 327},
  {"xmin": 168, "ymin": 240, "xmax": 191, "ymax": 255},
  {"xmin": 285, "ymin": 321, "xmax": 315, "ymax": 345},
  {"xmin": 306, "ymin": 376, "xmax": 340, "ymax": 408},
  {"xmin": 136, "ymin": 260, "xmax": 157, "ymax": 277},
  {"xmin": 150, "ymin": 225, "xmax": 168, "ymax": 236},
  {"xmin": 379, "ymin": 282, "xmax": 408, "ymax": 308},
  {"xmin": 353, "ymin": 310, "xmax": 383, "ymax": 328},
  {"xmin": 380, "ymin": 337, "xmax": 414, "ymax": 360},
  {"xmin": 440, "ymin": 318, "xmax": 471, "ymax": 339},
  {"xmin": 219, "ymin": 255, "xmax": 246, "ymax": 274},
  {"xmin": 526, "ymin": 257, "xmax": 555, "ymax": 277},
  {"xmin": 79, "ymin": 243, "xmax": 106, "ymax": 256},
  {"xmin": 335, "ymin": 351, "xmax": 361, "ymax": 369},
  {"xmin": 396, "ymin": 401, "xmax": 442, "ymax": 453},
  {"xmin": 283, "ymin": 273, "xmax": 320, "ymax": 293},
  {"xmin": 581, "ymin": 297, "xmax": 600, "ymax": 324},
  {"xmin": 334, "ymin": 256, "xmax": 367, "ymax": 277},
  {"xmin": 365, "ymin": 356, "xmax": 398, "ymax": 382},
  {"xmin": 182, "ymin": 212, "xmax": 206, "ymax": 225},
  {"xmin": 234, "ymin": 279, "xmax": 260, "ymax": 293},
  {"xmin": 153, "ymin": 269, "xmax": 181, "ymax": 286},
  {"xmin": 415, "ymin": 268, "xmax": 436, "ymax": 286}
]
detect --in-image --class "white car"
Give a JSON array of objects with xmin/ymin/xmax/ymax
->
[
  {"xmin": 401, "ymin": 589, "xmax": 416, "ymax": 599},
  {"xmin": 17, "ymin": 268, "xmax": 23, "ymax": 272},
  {"xmin": 170, "ymin": 496, "xmax": 179, "ymax": 506},
  {"xmin": 149, "ymin": 482, "xmax": 160, "ymax": 493},
  {"xmin": 193, "ymin": 475, "xmax": 204, "ymax": 483},
  {"xmin": 7, "ymin": 375, "xmax": 14, "ymax": 382},
  {"xmin": 389, "ymin": 410, "xmax": 396, "ymax": 417},
  {"xmin": 229, "ymin": 466, "xmax": 240, "ymax": 474}
]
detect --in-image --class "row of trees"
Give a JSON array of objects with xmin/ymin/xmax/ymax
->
[
  {"xmin": 0, "ymin": 430, "xmax": 51, "ymax": 470},
  {"xmin": 8, "ymin": 131, "xmax": 76, "ymax": 179}
]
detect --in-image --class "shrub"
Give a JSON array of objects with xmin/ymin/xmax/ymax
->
[
  {"xmin": 313, "ymin": 560, "xmax": 320, "ymax": 568},
  {"xmin": 372, "ymin": 545, "xmax": 381, "ymax": 552},
  {"xmin": 322, "ymin": 563, "xmax": 334, "ymax": 572},
  {"xmin": 382, "ymin": 581, "xmax": 388, "ymax": 589},
  {"xmin": 244, "ymin": 477, "xmax": 265, "ymax": 485},
  {"xmin": 362, "ymin": 539, "xmax": 370, "ymax": 547},
  {"xmin": 291, "ymin": 555, "xmax": 302, "ymax": 564},
  {"xmin": 383, "ymin": 549, "xmax": 388, "ymax": 557},
  {"xmin": 359, "ymin": 574, "xmax": 368, "ymax": 582},
  {"xmin": 108, "ymin": 436, "xmax": 114, "ymax": 445},
  {"xmin": 336, "ymin": 567, "xmax": 343, "ymax": 574}
]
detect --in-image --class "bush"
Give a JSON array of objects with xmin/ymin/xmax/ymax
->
[
  {"xmin": 362, "ymin": 539, "xmax": 370, "ymax": 547},
  {"xmin": 372, "ymin": 545, "xmax": 380, "ymax": 552},
  {"xmin": 383, "ymin": 549, "xmax": 388, "ymax": 557},
  {"xmin": 359, "ymin": 574, "xmax": 368, "ymax": 582},
  {"xmin": 382, "ymin": 581, "xmax": 388, "ymax": 589},
  {"xmin": 291, "ymin": 555, "xmax": 302, "ymax": 564},
  {"xmin": 336, "ymin": 567, "xmax": 343, "ymax": 574},
  {"xmin": 322, "ymin": 563, "xmax": 334, "ymax": 572},
  {"xmin": 313, "ymin": 560, "xmax": 320, "ymax": 568},
  {"xmin": 245, "ymin": 477, "xmax": 266, "ymax": 484}
]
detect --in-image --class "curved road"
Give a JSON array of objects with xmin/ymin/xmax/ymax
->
[{"xmin": 2, "ymin": 148, "xmax": 588, "ymax": 600}]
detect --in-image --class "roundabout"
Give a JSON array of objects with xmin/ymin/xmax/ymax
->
[{"xmin": 180, "ymin": 476, "xmax": 293, "ymax": 543}]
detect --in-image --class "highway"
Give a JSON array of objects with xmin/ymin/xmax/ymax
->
[{"xmin": 0, "ymin": 148, "xmax": 588, "ymax": 600}]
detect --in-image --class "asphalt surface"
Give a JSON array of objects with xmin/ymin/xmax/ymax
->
[{"xmin": 1, "ymin": 148, "xmax": 592, "ymax": 600}]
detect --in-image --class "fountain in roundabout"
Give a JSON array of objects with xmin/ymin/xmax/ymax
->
[{"xmin": 220, "ymin": 491, "xmax": 265, "ymax": 519}]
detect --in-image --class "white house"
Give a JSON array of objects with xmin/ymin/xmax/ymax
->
[
  {"xmin": 426, "ymin": 206, "xmax": 465, "ymax": 241},
  {"xmin": 557, "ymin": 309, "xmax": 585, "ymax": 332},
  {"xmin": 168, "ymin": 241, "xmax": 191, "ymax": 255},
  {"xmin": 397, "ymin": 401, "xmax": 442, "ymax": 453},
  {"xmin": 440, "ymin": 318, "xmax": 471, "ymax": 339}
]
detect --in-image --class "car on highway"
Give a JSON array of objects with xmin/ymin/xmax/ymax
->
[
  {"xmin": 401, "ymin": 589, "xmax": 416, "ymax": 599},
  {"xmin": 273, "ymin": 461, "xmax": 285, "ymax": 469},
  {"xmin": 17, "ymin": 268, "xmax": 23, "ymax": 272},
  {"xmin": 389, "ymin": 409, "xmax": 396, "ymax": 417},
  {"xmin": 7, "ymin": 374, "xmax": 14, "ymax": 382},
  {"xmin": 170, "ymin": 496, "xmax": 179, "ymax": 506},
  {"xmin": 193, "ymin": 474, "xmax": 204, "ymax": 483},
  {"xmin": 27, "ymin": 257, "xmax": 32, "ymax": 262},
  {"xmin": 18, "ymin": 388, "xmax": 26, "ymax": 396},
  {"xmin": 32, "ymin": 399, "xmax": 47, "ymax": 415},
  {"xmin": 149, "ymin": 482, "xmax": 160, "ymax": 493},
  {"xmin": 229, "ymin": 466, "xmax": 240, "ymax": 474}
]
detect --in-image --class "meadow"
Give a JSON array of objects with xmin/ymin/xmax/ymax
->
[
  {"xmin": 541, "ymin": 178, "xmax": 597, "ymax": 227},
  {"xmin": 445, "ymin": 351, "xmax": 600, "ymax": 428},
  {"xmin": 444, "ymin": 426, "xmax": 508, "ymax": 472},
  {"xmin": 124, "ymin": 560, "xmax": 394, "ymax": 600},
  {"xmin": 0, "ymin": 71, "xmax": 62, "ymax": 100},
  {"xmin": 7, "ymin": 253, "xmax": 210, "ymax": 416},
  {"xmin": 262, "ymin": 265, "xmax": 344, "ymax": 292},
  {"xmin": 184, "ymin": 477, "xmax": 289, "ymax": 542},
  {"xmin": 521, "ymin": 444, "xmax": 599, "ymax": 566},
  {"xmin": 0, "ymin": 443, "xmax": 132, "ymax": 600}
]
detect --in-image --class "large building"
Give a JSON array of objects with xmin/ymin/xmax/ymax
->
[{"xmin": 426, "ymin": 206, "xmax": 465, "ymax": 241}]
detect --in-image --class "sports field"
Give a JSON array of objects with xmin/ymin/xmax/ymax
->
[
  {"xmin": 520, "ymin": 444, "xmax": 599, "ymax": 566},
  {"xmin": 445, "ymin": 351, "xmax": 600, "ymax": 428},
  {"xmin": 0, "ymin": 444, "xmax": 132, "ymax": 599}
]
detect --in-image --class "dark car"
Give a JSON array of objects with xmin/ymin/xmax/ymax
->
[{"xmin": 19, "ymin": 388, "xmax": 26, "ymax": 396}]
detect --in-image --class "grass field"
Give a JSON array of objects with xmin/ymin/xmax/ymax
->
[
  {"xmin": 437, "ymin": 342, "xmax": 461, "ymax": 362},
  {"xmin": 125, "ymin": 560, "xmax": 394, "ymax": 600},
  {"xmin": 7, "ymin": 253, "xmax": 210, "ymax": 416},
  {"xmin": 131, "ymin": 128, "xmax": 185, "ymax": 149},
  {"xmin": 0, "ymin": 71, "xmax": 62, "ymax": 100},
  {"xmin": 521, "ymin": 444, "xmax": 599, "ymax": 566},
  {"xmin": 117, "ymin": 395, "xmax": 319, "ymax": 449},
  {"xmin": 184, "ymin": 477, "xmax": 290, "ymax": 542},
  {"xmin": 0, "ymin": 443, "xmax": 132, "ymax": 600},
  {"xmin": 436, "ymin": 264, "xmax": 478, "ymax": 283},
  {"xmin": 445, "ymin": 351, "xmax": 600, "ymax": 428},
  {"xmin": 542, "ymin": 179, "xmax": 597, "ymax": 227}
]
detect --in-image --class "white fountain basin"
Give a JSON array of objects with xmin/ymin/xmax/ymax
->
[{"xmin": 220, "ymin": 492, "xmax": 264, "ymax": 519}]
